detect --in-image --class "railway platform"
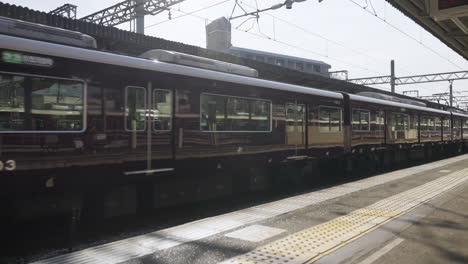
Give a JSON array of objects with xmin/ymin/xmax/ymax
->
[{"xmin": 33, "ymin": 154, "xmax": 468, "ymax": 264}]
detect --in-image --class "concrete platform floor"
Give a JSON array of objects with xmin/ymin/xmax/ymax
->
[{"xmin": 33, "ymin": 154, "xmax": 468, "ymax": 264}]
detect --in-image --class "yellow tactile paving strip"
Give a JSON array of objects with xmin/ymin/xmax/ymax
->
[{"xmin": 222, "ymin": 168, "xmax": 468, "ymax": 264}]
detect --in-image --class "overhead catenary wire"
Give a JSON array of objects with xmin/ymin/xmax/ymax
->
[
  {"xmin": 236, "ymin": 0, "xmax": 417, "ymax": 75},
  {"xmin": 143, "ymin": 0, "xmax": 456, "ymax": 95},
  {"xmin": 144, "ymin": 0, "xmax": 231, "ymax": 29},
  {"xmin": 234, "ymin": 0, "xmax": 453, "ymax": 97},
  {"xmin": 165, "ymin": 6, "xmax": 384, "ymax": 75},
  {"xmin": 144, "ymin": 0, "xmax": 405, "ymax": 77},
  {"xmin": 348, "ymin": 0, "xmax": 463, "ymax": 71},
  {"xmin": 349, "ymin": 0, "xmax": 467, "ymax": 95},
  {"xmin": 235, "ymin": 0, "xmax": 446, "ymax": 94}
]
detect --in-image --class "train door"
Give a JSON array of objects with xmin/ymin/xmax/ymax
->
[
  {"xmin": 285, "ymin": 99, "xmax": 307, "ymax": 156},
  {"xmin": 123, "ymin": 82, "xmax": 174, "ymax": 176}
]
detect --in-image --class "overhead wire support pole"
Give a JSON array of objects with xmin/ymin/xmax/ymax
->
[
  {"xmin": 136, "ymin": 0, "xmax": 145, "ymax": 34},
  {"xmin": 229, "ymin": 3, "xmax": 284, "ymax": 21},
  {"xmin": 80, "ymin": 0, "xmax": 186, "ymax": 33},
  {"xmin": 229, "ymin": 0, "xmax": 308, "ymax": 21},
  {"xmin": 348, "ymin": 70, "xmax": 468, "ymax": 86},
  {"xmin": 449, "ymin": 80, "xmax": 454, "ymax": 107},
  {"xmin": 390, "ymin": 60, "xmax": 395, "ymax": 93}
]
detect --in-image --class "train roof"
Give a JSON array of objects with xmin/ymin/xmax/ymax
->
[
  {"xmin": 452, "ymin": 111, "xmax": 468, "ymax": 118},
  {"xmin": 0, "ymin": 34, "xmax": 342, "ymax": 100},
  {"xmin": 0, "ymin": 16, "xmax": 97, "ymax": 49},
  {"xmin": 349, "ymin": 94, "xmax": 451, "ymax": 115},
  {"xmin": 1, "ymin": 33, "xmax": 468, "ymax": 118}
]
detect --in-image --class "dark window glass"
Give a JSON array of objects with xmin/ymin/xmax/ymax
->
[
  {"xmin": 153, "ymin": 89, "xmax": 172, "ymax": 131},
  {"xmin": 296, "ymin": 62, "xmax": 304, "ymax": 71},
  {"xmin": 313, "ymin": 65, "xmax": 321, "ymax": 72},
  {"xmin": 376, "ymin": 111, "xmax": 385, "ymax": 131},
  {"xmin": 200, "ymin": 94, "xmax": 271, "ymax": 132},
  {"xmin": 435, "ymin": 117, "xmax": 441, "ymax": 130},
  {"xmin": 424, "ymin": 117, "xmax": 436, "ymax": 131},
  {"xmin": 391, "ymin": 113, "xmax": 409, "ymax": 131},
  {"xmin": 443, "ymin": 119, "xmax": 450, "ymax": 132},
  {"xmin": 0, "ymin": 73, "xmax": 84, "ymax": 131},
  {"xmin": 410, "ymin": 115, "xmax": 418, "ymax": 129},
  {"xmin": 319, "ymin": 106, "xmax": 341, "ymax": 132},
  {"xmin": 421, "ymin": 116, "xmax": 428, "ymax": 130},
  {"xmin": 352, "ymin": 109, "xmax": 370, "ymax": 131},
  {"xmin": 125, "ymin": 86, "xmax": 146, "ymax": 131},
  {"xmin": 286, "ymin": 103, "xmax": 305, "ymax": 122}
]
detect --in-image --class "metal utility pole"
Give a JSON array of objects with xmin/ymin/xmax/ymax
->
[
  {"xmin": 80, "ymin": 0, "xmax": 185, "ymax": 34},
  {"xmin": 390, "ymin": 60, "xmax": 395, "ymax": 93},
  {"xmin": 229, "ymin": 0, "xmax": 308, "ymax": 21},
  {"xmin": 449, "ymin": 80, "xmax": 454, "ymax": 107},
  {"xmin": 135, "ymin": 0, "xmax": 145, "ymax": 34}
]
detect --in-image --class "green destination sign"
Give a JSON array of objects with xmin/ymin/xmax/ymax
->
[{"xmin": 2, "ymin": 51, "xmax": 54, "ymax": 67}]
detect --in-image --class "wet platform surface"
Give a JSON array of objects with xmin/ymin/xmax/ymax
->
[{"xmin": 33, "ymin": 154, "xmax": 468, "ymax": 264}]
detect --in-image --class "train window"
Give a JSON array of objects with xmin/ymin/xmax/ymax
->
[
  {"xmin": 153, "ymin": 89, "xmax": 172, "ymax": 131},
  {"xmin": 319, "ymin": 106, "xmax": 341, "ymax": 132},
  {"xmin": 391, "ymin": 113, "xmax": 409, "ymax": 131},
  {"xmin": 0, "ymin": 72, "xmax": 85, "ymax": 132},
  {"xmin": 435, "ymin": 117, "xmax": 441, "ymax": 131},
  {"xmin": 454, "ymin": 119, "xmax": 462, "ymax": 137},
  {"xmin": 285, "ymin": 103, "xmax": 305, "ymax": 122},
  {"xmin": 200, "ymin": 94, "xmax": 271, "ymax": 132},
  {"xmin": 375, "ymin": 111, "xmax": 385, "ymax": 131},
  {"xmin": 125, "ymin": 86, "xmax": 146, "ymax": 131},
  {"xmin": 425, "ymin": 117, "xmax": 436, "ymax": 131},
  {"xmin": 410, "ymin": 115, "xmax": 418, "ymax": 129},
  {"xmin": 255, "ymin": 56, "xmax": 265, "ymax": 62},
  {"xmin": 296, "ymin": 62, "xmax": 304, "ymax": 71},
  {"xmin": 421, "ymin": 116, "xmax": 428, "ymax": 130},
  {"xmin": 352, "ymin": 109, "xmax": 370, "ymax": 131},
  {"xmin": 443, "ymin": 119, "xmax": 451, "ymax": 131}
]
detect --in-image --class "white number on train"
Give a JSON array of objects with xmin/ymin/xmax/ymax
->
[{"xmin": 0, "ymin": 160, "xmax": 16, "ymax": 171}]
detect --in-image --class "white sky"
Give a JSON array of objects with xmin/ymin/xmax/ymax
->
[{"xmin": 4, "ymin": 0, "xmax": 468, "ymax": 103}]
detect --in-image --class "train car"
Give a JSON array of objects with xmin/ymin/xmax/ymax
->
[{"xmin": 1, "ymin": 19, "xmax": 468, "ymax": 221}]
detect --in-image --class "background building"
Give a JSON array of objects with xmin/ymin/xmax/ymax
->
[{"xmin": 206, "ymin": 17, "xmax": 331, "ymax": 75}]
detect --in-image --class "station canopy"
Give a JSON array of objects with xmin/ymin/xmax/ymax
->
[{"xmin": 388, "ymin": 0, "xmax": 468, "ymax": 60}]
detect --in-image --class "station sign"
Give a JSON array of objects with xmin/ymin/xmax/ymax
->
[{"xmin": 2, "ymin": 50, "xmax": 54, "ymax": 67}]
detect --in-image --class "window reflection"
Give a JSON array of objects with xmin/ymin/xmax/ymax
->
[
  {"xmin": 125, "ymin": 86, "xmax": 146, "ymax": 131},
  {"xmin": 352, "ymin": 109, "xmax": 370, "ymax": 131},
  {"xmin": 200, "ymin": 94, "xmax": 271, "ymax": 132},
  {"xmin": 153, "ymin": 89, "xmax": 172, "ymax": 131},
  {"xmin": 319, "ymin": 106, "xmax": 341, "ymax": 132},
  {"xmin": 0, "ymin": 73, "xmax": 84, "ymax": 131}
]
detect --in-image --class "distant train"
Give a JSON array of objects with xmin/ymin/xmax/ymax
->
[{"xmin": 1, "ymin": 17, "xmax": 467, "ymax": 221}]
